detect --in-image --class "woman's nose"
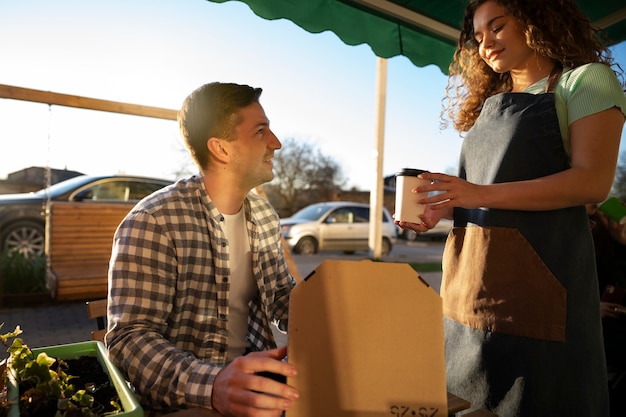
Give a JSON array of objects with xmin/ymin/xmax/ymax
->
[{"xmin": 482, "ymin": 31, "xmax": 495, "ymax": 49}]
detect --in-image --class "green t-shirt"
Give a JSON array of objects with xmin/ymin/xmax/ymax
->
[{"xmin": 524, "ymin": 62, "xmax": 626, "ymax": 156}]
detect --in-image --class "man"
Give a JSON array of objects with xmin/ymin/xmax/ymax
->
[{"xmin": 106, "ymin": 82, "xmax": 299, "ymax": 416}]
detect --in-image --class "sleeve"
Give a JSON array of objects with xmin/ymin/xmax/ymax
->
[
  {"xmin": 564, "ymin": 63, "xmax": 626, "ymax": 125},
  {"xmin": 267, "ymin": 206, "xmax": 296, "ymax": 323},
  {"xmin": 271, "ymin": 233, "xmax": 296, "ymax": 324},
  {"xmin": 253, "ymin": 197, "xmax": 296, "ymax": 333},
  {"xmin": 106, "ymin": 210, "xmax": 220, "ymax": 411}
]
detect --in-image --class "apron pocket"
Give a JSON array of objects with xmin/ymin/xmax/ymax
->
[{"xmin": 441, "ymin": 226, "xmax": 566, "ymax": 341}]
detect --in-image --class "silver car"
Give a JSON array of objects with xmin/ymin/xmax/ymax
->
[{"xmin": 280, "ymin": 201, "xmax": 397, "ymax": 256}]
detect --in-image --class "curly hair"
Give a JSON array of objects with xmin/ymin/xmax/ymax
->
[{"xmin": 441, "ymin": 0, "xmax": 622, "ymax": 133}]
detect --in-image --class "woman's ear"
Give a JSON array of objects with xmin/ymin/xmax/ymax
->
[{"xmin": 207, "ymin": 137, "xmax": 229, "ymax": 163}]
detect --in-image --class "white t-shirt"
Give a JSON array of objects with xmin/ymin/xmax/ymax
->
[{"xmin": 222, "ymin": 208, "xmax": 256, "ymax": 362}]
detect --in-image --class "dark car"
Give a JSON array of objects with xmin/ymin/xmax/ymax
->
[{"xmin": 0, "ymin": 174, "xmax": 173, "ymax": 257}]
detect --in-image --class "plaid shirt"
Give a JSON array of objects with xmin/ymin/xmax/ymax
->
[{"xmin": 106, "ymin": 175, "xmax": 294, "ymax": 412}]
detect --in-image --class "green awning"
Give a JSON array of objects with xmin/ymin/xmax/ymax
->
[{"xmin": 207, "ymin": 0, "xmax": 626, "ymax": 74}]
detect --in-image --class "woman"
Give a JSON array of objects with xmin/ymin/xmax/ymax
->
[{"xmin": 396, "ymin": 0, "xmax": 626, "ymax": 415}]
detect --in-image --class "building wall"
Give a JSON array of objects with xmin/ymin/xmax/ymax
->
[
  {"xmin": 336, "ymin": 189, "xmax": 397, "ymax": 217},
  {"xmin": 0, "ymin": 167, "xmax": 84, "ymax": 194}
]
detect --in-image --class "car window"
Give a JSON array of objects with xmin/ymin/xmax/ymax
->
[
  {"xmin": 75, "ymin": 180, "xmax": 168, "ymax": 202},
  {"xmin": 292, "ymin": 204, "xmax": 333, "ymax": 220},
  {"xmin": 353, "ymin": 207, "xmax": 369, "ymax": 223},
  {"xmin": 128, "ymin": 181, "xmax": 166, "ymax": 200},
  {"xmin": 326, "ymin": 207, "xmax": 354, "ymax": 224},
  {"xmin": 353, "ymin": 206, "xmax": 391, "ymax": 223},
  {"xmin": 89, "ymin": 182, "xmax": 130, "ymax": 201}
]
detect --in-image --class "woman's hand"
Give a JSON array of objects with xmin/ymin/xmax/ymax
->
[
  {"xmin": 395, "ymin": 197, "xmax": 450, "ymax": 235},
  {"xmin": 416, "ymin": 172, "xmax": 485, "ymax": 210}
]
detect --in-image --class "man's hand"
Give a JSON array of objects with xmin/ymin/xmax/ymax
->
[{"xmin": 211, "ymin": 346, "xmax": 299, "ymax": 417}]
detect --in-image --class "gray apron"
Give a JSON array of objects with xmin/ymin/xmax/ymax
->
[{"xmin": 441, "ymin": 71, "xmax": 609, "ymax": 416}]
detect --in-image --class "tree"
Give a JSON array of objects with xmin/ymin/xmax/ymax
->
[
  {"xmin": 264, "ymin": 138, "xmax": 345, "ymax": 216},
  {"xmin": 612, "ymin": 150, "xmax": 626, "ymax": 201}
]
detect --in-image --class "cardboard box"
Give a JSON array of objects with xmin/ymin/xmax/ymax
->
[{"xmin": 287, "ymin": 259, "xmax": 447, "ymax": 417}]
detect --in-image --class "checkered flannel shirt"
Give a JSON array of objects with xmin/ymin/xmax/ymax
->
[{"xmin": 106, "ymin": 175, "xmax": 295, "ymax": 411}]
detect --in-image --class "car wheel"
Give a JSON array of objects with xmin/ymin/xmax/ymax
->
[
  {"xmin": 380, "ymin": 237, "xmax": 392, "ymax": 257},
  {"xmin": 1, "ymin": 220, "xmax": 45, "ymax": 257},
  {"xmin": 293, "ymin": 237, "xmax": 318, "ymax": 255}
]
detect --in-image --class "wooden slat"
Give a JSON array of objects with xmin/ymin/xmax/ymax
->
[
  {"xmin": 462, "ymin": 409, "xmax": 499, "ymax": 417},
  {"xmin": 86, "ymin": 299, "xmax": 108, "ymax": 319},
  {"xmin": 55, "ymin": 276, "xmax": 107, "ymax": 289},
  {"xmin": 50, "ymin": 246, "xmax": 113, "ymax": 256},
  {"xmin": 0, "ymin": 84, "xmax": 177, "ymax": 120},
  {"xmin": 52, "ymin": 267, "xmax": 107, "ymax": 279},
  {"xmin": 161, "ymin": 391, "xmax": 486, "ymax": 417},
  {"xmin": 447, "ymin": 392, "xmax": 471, "ymax": 414},
  {"xmin": 56, "ymin": 283, "xmax": 108, "ymax": 299},
  {"xmin": 47, "ymin": 202, "xmax": 132, "ymax": 301},
  {"xmin": 90, "ymin": 329, "xmax": 107, "ymax": 343},
  {"xmin": 86, "ymin": 299, "xmax": 108, "ymax": 342}
]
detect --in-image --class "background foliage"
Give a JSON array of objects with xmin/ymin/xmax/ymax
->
[
  {"xmin": 612, "ymin": 151, "xmax": 626, "ymax": 202},
  {"xmin": 0, "ymin": 247, "xmax": 46, "ymax": 294},
  {"xmin": 264, "ymin": 138, "xmax": 346, "ymax": 217}
]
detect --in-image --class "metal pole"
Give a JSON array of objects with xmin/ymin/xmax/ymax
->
[{"xmin": 369, "ymin": 57, "xmax": 387, "ymax": 260}]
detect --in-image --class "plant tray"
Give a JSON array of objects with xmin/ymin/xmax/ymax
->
[{"xmin": 7, "ymin": 340, "xmax": 143, "ymax": 417}]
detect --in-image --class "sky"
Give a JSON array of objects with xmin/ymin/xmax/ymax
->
[{"xmin": 1, "ymin": 0, "xmax": 625, "ymax": 191}]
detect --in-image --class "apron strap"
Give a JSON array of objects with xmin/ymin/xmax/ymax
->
[{"xmin": 545, "ymin": 64, "xmax": 563, "ymax": 93}]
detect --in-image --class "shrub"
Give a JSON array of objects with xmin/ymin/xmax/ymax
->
[{"xmin": 0, "ymin": 247, "xmax": 47, "ymax": 294}]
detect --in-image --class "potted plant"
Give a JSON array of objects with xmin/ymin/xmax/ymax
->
[{"xmin": 0, "ymin": 325, "xmax": 142, "ymax": 417}]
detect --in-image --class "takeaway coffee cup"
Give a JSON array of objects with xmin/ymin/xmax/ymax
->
[
  {"xmin": 599, "ymin": 197, "xmax": 626, "ymax": 224},
  {"xmin": 395, "ymin": 168, "xmax": 430, "ymax": 223}
]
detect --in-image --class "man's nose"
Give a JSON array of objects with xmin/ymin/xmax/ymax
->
[{"xmin": 269, "ymin": 130, "xmax": 282, "ymax": 149}]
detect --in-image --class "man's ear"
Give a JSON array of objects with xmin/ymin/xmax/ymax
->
[{"xmin": 207, "ymin": 137, "xmax": 229, "ymax": 163}]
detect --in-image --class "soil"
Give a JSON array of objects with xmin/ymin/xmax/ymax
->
[{"xmin": 18, "ymin": 356, "xmax": 120, "ymax": 417}]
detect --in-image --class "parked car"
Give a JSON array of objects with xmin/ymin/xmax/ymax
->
[
  {"xmin": 280, "ymin": 201, "xmax": 397, "ymax": 256},
  {"xmin": 0, "ymin": 174, "xmax": 173, "ymax": 257},
  {"xmin": 399, "ymin": 218, "xmax": 454, "ymax": 241}
]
